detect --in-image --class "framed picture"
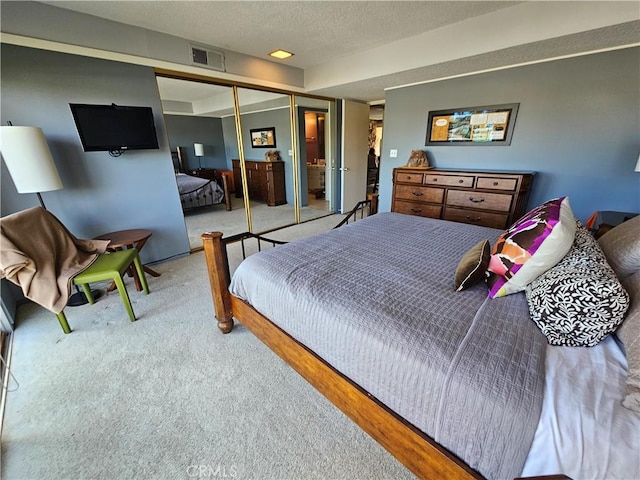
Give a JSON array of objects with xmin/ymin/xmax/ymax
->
[
  {"xmin": 250, "ymin": 127, "xmax": 277, "ymax": 148},
  {"xmin": 425, "ymin": 103, "xmax": 519, "ymax": 146}
]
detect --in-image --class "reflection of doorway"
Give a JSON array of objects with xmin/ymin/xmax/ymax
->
[
  {"xmin": 305, "ymin": 111, "xmax": 325, "ymax": 164},
  {"xmin": 301, "ymin": 109, "xmax": 332, "ymax": 216}
]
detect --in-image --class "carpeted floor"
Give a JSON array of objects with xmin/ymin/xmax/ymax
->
[
  {"xmin": 183, "ymin": 195, "xmax": 333, "ymax": 251},
  {"xmin": 1, "ymin": 215, "xmax": 414, "ymax": 480}
]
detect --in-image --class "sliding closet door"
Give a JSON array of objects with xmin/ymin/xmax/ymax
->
[
  {"xmin": 156, "ymin": 77, "xmax": 243, "ymax": 250},
  {"xmin": 235, "ymin": 87, "xmax": 296, "ymax": 233}
]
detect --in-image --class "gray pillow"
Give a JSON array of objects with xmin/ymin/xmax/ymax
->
[
  {"xmin": 618, "ymin": 271, "xmax": 640, "ymax": 412},
  {"xmin": 525, "ymin": 221, "xmax": 629, "ymax": 347},
  {"xmin": 598, "ymin": 214, "xmax": 640, "ymax": 280}
]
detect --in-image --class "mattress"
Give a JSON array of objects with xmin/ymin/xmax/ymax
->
[
  {"xmin": 230, "ymin": 212, "xmax": 547, "ymax": 480},
  {"xmin": 522, "ymin": 334, "xmax": 640, "ymax": 479}
]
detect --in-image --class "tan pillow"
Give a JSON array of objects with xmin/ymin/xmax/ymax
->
[
  {"xmin": 598, "ymin": 215, "xmax": 640, "ymax": 280},
  {"xmin": 454, "ymin": 240, "xmax": 490, "ymax": 291},
  {"xmin": 618, "ymin": 270, "xmax": 640, "ymax": 412}
]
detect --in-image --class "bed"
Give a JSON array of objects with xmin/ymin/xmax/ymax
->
[
  {"xmin": 201, "ymin": 208, "xmax": 640, "ymax": 480},
  {"xmin": 176, "ymin": 172, "xmax": 232, "ymax": 212}
]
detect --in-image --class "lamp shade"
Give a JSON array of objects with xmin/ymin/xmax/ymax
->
[
  {"xmin": 0, "ymin": 126, "xmax": 63, "ymax": 193},
  {"xmin": 194, "ymin": 143, "xmax": 204, "ymax": 157},
  {"xmin": 635, "ymin": 154, "xmax": 640, "ymax": 172}
]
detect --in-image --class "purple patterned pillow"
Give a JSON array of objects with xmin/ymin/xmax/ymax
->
[{"xmin": 486, "ymin": 197, "xmax": 576, "ymax": 298}]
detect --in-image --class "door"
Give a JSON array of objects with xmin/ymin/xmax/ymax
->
[{"xmin": 340, "ymin": 99, "xmax": 369, "ymax": 213}]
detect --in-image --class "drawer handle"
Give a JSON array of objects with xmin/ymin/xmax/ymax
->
[
  {"xmin": 458, "ymin": 179, "xmax": 464, "ymax": 183},
  {"xmin": 412, "ymin": 191, "xmax": 424, "ymax": 197},
  {"xmin": 493, "ymin": 181, "xmax": 499, "ymax": 186},
  {"xmin": 469, "ymin": 197, "xmax": 485, "ymax": 203},
  {"xmin": 411, "ymin": 208, "xmax": 422, "ymax": 213},
  {"xmin": 432, "ymin": 178, "xmax": 438, "ymax": 182},
  {"xmin": 466, "ymin": 215, "xmax": 482, "ymax": 222}
]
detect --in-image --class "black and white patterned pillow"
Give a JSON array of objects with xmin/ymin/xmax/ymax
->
[{"xmin": 525, "ymin": 221, "xmax": 630, "ymax": 347}]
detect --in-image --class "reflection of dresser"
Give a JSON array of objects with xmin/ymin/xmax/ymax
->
[
  {"xmin": 391, "ymin": 168, "xmax": 534, "ymax": 229},
  {"xmin": 232, "ymin": 159, "xmax": 286, "ymax": 206}
]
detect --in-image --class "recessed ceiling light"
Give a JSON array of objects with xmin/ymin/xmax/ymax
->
[{"xmin": 269, "ymin": 49, "xmax": 294, "ymax": 60}]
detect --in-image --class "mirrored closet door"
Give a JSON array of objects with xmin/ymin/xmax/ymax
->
[
  {"xmin": 234, "ymin": 87, "xmax": 296, "ymax": 234},
  {"xmin": 156, "ymin": 71, "xmax": 337, "ymax": 248},
  {"xmin": 156, "ymin": 77, "xmax": 244, "ymax": 249}
]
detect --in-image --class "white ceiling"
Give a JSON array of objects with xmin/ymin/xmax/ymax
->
[{"xmin": 40, "ymin": 1, "xmax": 640, "ymax": 106}]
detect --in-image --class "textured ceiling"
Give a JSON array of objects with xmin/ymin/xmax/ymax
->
[
  {"xmin": 38, "ymin": 1, "xmax": 640, "ymax": 105},
  {"xmin": 41, "ymin": 1, "xmax": 519, "ymax": 69}
]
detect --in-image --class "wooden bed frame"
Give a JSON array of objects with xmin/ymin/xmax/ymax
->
[{"xmin": 201, "ymin": 215, "xmax": 568, "ymax": 480}]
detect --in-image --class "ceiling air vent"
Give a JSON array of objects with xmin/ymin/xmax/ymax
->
[{"xmin": 189, "ymin": 44, "xmax": 225, "ymax": 72}]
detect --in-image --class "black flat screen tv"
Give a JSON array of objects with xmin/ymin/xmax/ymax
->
[{"xmin": 70, "ymin": 103, "xmax": 159, "ymax": 153}]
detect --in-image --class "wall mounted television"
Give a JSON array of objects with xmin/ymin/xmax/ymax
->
[{"xmin": 69, "ymin": 103, "xmax": 159, "ymax": 155}]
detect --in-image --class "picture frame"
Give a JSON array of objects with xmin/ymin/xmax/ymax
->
[
  {"xmin": 425, "ymin": 103, "xmax": 519, "ymax": 146},
  {"xmin": 250, "ymin": 127, "xmax": 277, "ymax": 148}
]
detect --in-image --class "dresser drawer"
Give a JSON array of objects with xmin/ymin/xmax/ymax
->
[
  {"xmin": 394, "ymin": 200, "xmax": 442, "ymax": 218},
  {"xmin": 395, "ymin": 171, "xmax": 424, "ymax": 184},
  {"xmin": 394, "ymin": 185, "xmax": 444, "ymax": 203},
  {"xmin": 446, "ymin": 189, "xmax": 513, "ymax": 212},
  {"xmin": 425, "ymin": 174, "xmax": 474, "ymax": 188},
  {"xmin": 444, "ymin": 207, "xmax": 509, "ymax": 229},
  {"xmin": 476, "ymin": 176, "xmax": 517, "ymax": 191}
]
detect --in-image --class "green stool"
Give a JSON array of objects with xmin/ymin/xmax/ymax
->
[{"xmin": 55, "ymin": 249, "xmax": 150, "ymax": 334}]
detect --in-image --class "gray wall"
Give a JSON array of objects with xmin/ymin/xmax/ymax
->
[
  {"xmin": 164, "ymin": 115, "xmax": 228, "ymax": 171},
  {"xmin": 379, "ymin": 47, "xmax": 640, "ymax": 222},
  {"xmin": 1, "ymin": 44, "xmax": 190, "ymax": 263}
]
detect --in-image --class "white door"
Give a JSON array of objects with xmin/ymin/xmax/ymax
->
[{"xmin": 340, "ymin": 100, "xmax": 369, "ymax": 213}]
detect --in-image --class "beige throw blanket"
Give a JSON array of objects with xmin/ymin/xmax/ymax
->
[{"xmin": 0, "ymin": 207, "xmax": 109, "ymax": 314}]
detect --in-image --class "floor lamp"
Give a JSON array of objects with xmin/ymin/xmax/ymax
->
[
  {"xmin": 0, "ymin": 125, "xmax": 99, "ymax": 306},
  {"xmin": 194, "ymin": 142, "xmax": 204, "ymax": 170}
]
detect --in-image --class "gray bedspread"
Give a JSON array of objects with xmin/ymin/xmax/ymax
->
[
  {"xmin": 230, "ymin": 212, "xmax": 547, "ymax": 480},
  {"xmin": 176, "ymin": 173, "xmax": 224, "ymax": 210}
]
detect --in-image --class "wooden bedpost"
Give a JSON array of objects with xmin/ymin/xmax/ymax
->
[
  {"xmin": 201, "ymin": 232, "xmax": 234, "ymax": 333},
  {"xmin": 220, "ymin": 174, "xmax": 232, "ymax": 211}
]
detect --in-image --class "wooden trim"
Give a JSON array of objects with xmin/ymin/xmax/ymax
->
[{"xmin": 230, "ymin": 296, "xmax": 482, "ymax": 480}]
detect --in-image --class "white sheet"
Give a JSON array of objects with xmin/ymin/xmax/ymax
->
[{"xmin": 522, "ymin": 335, "xmax": 640, "ymax": 479}]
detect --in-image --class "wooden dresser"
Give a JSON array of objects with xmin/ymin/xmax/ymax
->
[
  {"xmin": 232, "ymin": 159, "xmax": 286, "ymax": 206},
  {"xmin": 188, "ymin": 168, "xmax": 217, "ymax": 180},
  {"xmin": 391, "ymin": 168, "xmax": 534, "ymax": 229}
]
